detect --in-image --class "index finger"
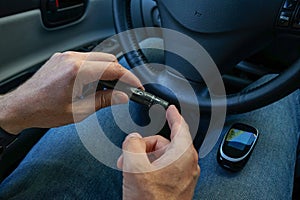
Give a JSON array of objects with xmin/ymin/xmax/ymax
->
[
  {"xmin": 121, "ymin": 133, "xmax": 152, "ymax": 173},
  {"xmin": 79, "ymin": 61, "xmax": 144, "ymax": 90},
  {"xmin": 63, "ymin": 51, "xmax": 118, "ymax": 62},
  {"xmin": 104, "ymin": 62, "xmax": 144, "ymax": 89}
]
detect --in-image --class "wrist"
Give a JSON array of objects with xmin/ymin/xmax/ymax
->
[{"xmin": 0, "ymin": 93, "xmax": 26, "ymax": 135}]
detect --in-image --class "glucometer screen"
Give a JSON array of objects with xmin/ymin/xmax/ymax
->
[{"xmin": 225, "ymin": 129, "xmax": 256, "ymax": 151}]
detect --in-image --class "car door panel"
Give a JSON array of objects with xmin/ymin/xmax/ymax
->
[
  {"xmin": 0, "ymin": 0, "xmax": 114, "ymax": 83},
  {"xmin": 0, "ymin": 0, "xmax": 114, "ymax": 181}
]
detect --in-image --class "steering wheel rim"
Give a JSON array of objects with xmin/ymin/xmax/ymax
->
[{"xmin": 112, "ymin": 0, "xmax": 300, "ymax": 114}]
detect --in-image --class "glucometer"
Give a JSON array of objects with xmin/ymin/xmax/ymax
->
[{"xmin": 217, "ymin": 123, "xmax": 259, "ymax": 172}]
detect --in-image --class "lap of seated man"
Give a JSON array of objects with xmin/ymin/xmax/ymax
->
[{"xmin": 0, "ymin": 88, "xmax": 299, "ymax": 199}]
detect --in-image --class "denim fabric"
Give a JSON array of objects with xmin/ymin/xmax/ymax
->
[
  {"xmin": 194, "ymin": 90, "xmax": 300, "ymax": 200},
  {"xmin": 0, "ymin": 85, "xmax": 299, "ymax": 200}
]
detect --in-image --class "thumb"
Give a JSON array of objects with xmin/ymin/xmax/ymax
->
[
  {"xmin": 121, "ymin": 133, "xmax": 151, "ymax": 173},
  {"xmin": 95, "ymin": 90, "xmax": 129, "ymax": 110},
  {"xmin": 151, "ymin": 105, "xmax": 193, "ymax": 168}
]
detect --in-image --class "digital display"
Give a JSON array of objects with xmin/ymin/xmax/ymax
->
[{"xmin": 225, "ymin": 128, "xmax": 256, "ymax": 151}]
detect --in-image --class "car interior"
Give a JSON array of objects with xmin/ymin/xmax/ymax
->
[{"xmin": 0, "ymin": 0, "xmax": 300, "ymax": 198}]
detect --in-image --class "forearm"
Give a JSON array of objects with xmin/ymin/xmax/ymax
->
[{"xmin": 0, "ymin": 92, "xmax": 25, "ymax": 135}]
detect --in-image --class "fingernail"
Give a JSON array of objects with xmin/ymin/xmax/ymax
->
[
  {"xmin": 117, "ymin": 154, "xmax": 123, "ymax": 169},
  {"xmin": 112, "ymin": 92, "xmax": 129, "ymax": 104},
  {"xmin": 138, "ymin": 85, "xmax": 145, "ymax": 90},
  {"xmin": 127, "ymin": 132, "xmax": 142, "ymax": 139},
  {"xmin": 169, "ymin": 105, "xmax": 176, "ymax": 110}
]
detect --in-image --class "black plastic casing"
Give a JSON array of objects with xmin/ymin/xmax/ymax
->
[{"xmin": 217, "ymin": 123, "xmax": 259, "ymax": 172}]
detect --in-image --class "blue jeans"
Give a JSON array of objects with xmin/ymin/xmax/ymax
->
[{"xmin": 0, "ymin": 90, "xmax": 299, "ymax": 200}]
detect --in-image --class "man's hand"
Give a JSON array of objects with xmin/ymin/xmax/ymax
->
[
  {"xmin": 0, "ymin": 51, "xmax": 142, "ymax": 134},
  {"xmin": 117, "ymin": 105, "xmax": 200, "ymax": 200}
]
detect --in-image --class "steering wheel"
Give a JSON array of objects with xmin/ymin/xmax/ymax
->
[
  {"xmin": 113, "ymin": 0, "xmax": 300, "ymax": 111},
  {"xmin": 112, "ymin": 0, "xmax": 300, "ymax": 150}
]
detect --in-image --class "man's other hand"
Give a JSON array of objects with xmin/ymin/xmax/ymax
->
[{"xmin": 117, "ymin": 105, "xmax": 200, "ymax": 200}]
